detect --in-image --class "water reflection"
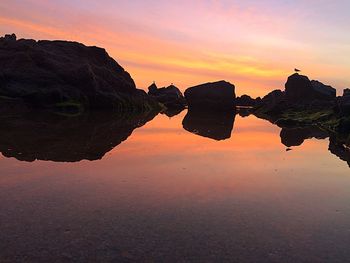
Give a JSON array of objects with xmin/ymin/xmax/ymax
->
[
  {"xmin": 328, "ymin": 138, "xmax": 350, "ymax": 167},
  {"xmin": 278, "ymin": 126, "xmax": 350, "ymax": 166},
  {"xmin": 1, "ymin": 111, "xmax": 350, "ymax": 262},
  {"xmin": 182, "ymin": 110, "xmax": 236, "ymax": 140},
  {"xmin": 280, "ymin": 126, "xmax": 329, "ymax": 147},
  {"xmin": 0, "ymin": 108, "xmax": 349, "ymax": 167},
  {"xmin": 0, "ymin": 110, "xmax": 157, "ymax": 162}
]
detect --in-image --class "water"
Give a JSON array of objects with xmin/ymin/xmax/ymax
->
[{"xmin": 1, "ymin": 110, "xmax": 350, "ymax": 262}]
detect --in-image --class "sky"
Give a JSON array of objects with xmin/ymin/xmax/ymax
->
[{"xmin": 1, "ymin": 0, "xmax": 349, "ymax": 97}]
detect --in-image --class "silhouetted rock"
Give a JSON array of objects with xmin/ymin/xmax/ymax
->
[
  {"xmin": 285, "ymin": 73, "xmax": 336, "ymax": 104},
  {"xmin": 1, "ymin": 33, "xmax": 16, "ymax": 42},
  {"xmin": 337, "ymin": 89, "xmax": 350, "ymax": 115},
  {"xmin": 184, "ymin": 81, "xmax": 235, "ymax": 112},
  {"xmin": 0, "ymin": 34, "xmax": 159, "ymax": 111},
  {"xmin": 254, "ymin": 89, "xmax": 286, "ymax": 118},
  {"xmin": 253, "ymin": 73, "xmax": 339, "ymax": 129},
  {"xmin": 0, "ymin": 110, "xmax": 158, "ymax": 162},
  {"xmin": 182, "ymin": 109, "xmax": 236, "ymax": 140},
  {"xmin": 148, "ymin": 83, "xmax": 186, "ymax": 111},
  {"xmin": 148, "ymin": 83, "xmax": 158, "ymax": 94},
  {"xmin": 236, "ymin": 95, "xmax": 256, "ymax": 106},
  {"xmin": 343, "ymin": 88, "xmax": 350, "ymax": 97}
]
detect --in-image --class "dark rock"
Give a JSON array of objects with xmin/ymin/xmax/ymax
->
[
  {"xmin": 148, "ymin": 83, "xmax": 158, "ymax": 94},
  {"xmin": 182, "ymin": 109, "xmax": 236, "ymax": 140},
  {"xmin": 148, "ymin": 83, "xmax": 186, "ymax": 110},
  {"xmin": 338, "ymin": 90, "xmax": 350, "ymax": 115},
  {"xmin": 1, "ymin": 33, "xmax": 16, "ymax": 42},
  {"xmin": 254, "ymin": 89, "xmax": 286, "ymax": 117},
  {"xmin": 311, "ymin": 80, "xmax": 336, "ymax": 98},
  {"xmin": 337, "ymin": 118, "xmax": 350, "ymax": 134},
  {"xmin": 236, "ymin": 94, "xmax": 256, "ymax": 106},
  {"xmin": 0, "ymin": 110, "xmax": 158, "ymax": 162},
  {"xmin": 285, "ymin": 73, "xmax": 336, "ymax": 104},
  {"xmin": 0, "ymin": 34, "xmax": 158, "ymax": 111},
  {"xmin": 184, "ymin": 81, "xmax": 235, "ymax": 112},
  {"xmin": 343, "ymin": 88, "xmax": 350, "ymax": 97}
]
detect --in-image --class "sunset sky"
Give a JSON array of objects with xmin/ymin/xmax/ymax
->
[{"xmin": 1, "ymin": 0, "xmax": 349, "ymax": 97}]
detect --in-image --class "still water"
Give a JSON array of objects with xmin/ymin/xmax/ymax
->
[{"xmin": 0, "ymin": 110, "xmax": 350, "ymax": 262}]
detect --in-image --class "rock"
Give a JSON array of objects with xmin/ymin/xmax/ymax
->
[
  {"xmin": 236, "ymin": 94, "xmax": 256, "ymax": 106},
  {"xmin": 343, "ymin": 88, "xmax": 350, "ymax": 97},
  {"xmin": 311, "ymin": 80, "xmax": 336, "ymax": 98},
  {"xmin": 0, "ymin": 34, "xmax": 159, "ymax": 111},
  {"xmin": 1, "ymin": 33, "xmax": 16, "ymax": 42},
  {"xmin": 254, "ymin": 89, "xmax": 286, "ymax": 116},
  {"xmin": 0, "ymin": 110, "xmax": 157, "ymax": 162},
  {"xmin": 338, "ymin": 89, "xmax": 350, "ymax": 115},
  {"xmin": 148, "ymin": 83, "xmax": 158, "ymax": 94},
  {"xmin": 184, "ymin": 81, "xmax": 236, "ymax": 111},
  {"xmin": 182, "ymin": 109, "xmax": 236, "ymax": 140},
  {"xmin": 148, "ymin": 83, "xmax": 186, "ymax": 110},
  {"xmin": 285, "ymin": 73, "xmax": 336, "ymax": 104}
]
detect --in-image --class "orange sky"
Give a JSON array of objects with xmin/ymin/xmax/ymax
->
[{"xmin": 1, "ymin": 0, "xmax": 349, "ymax": 97}]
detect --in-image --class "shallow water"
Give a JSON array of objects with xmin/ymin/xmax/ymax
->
[{"xmin": 1, "ymin": 110, "xmax": 350, "ymax": 262}]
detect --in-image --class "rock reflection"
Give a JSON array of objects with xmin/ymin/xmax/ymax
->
[
  {"xmin": 182, "ymin": 110, "xmax": 236, "ymax": 140},
  {"xmin": 0, "ymin": 110, "xmax": 157, "ymax": 162},
  {"xmin": 278, "ymin": 124, "xmax": 350, "ymax": 167},
  {"xmin": 329, "ymin": 138, "xmax": 350, "ymax": 167},
  {"xmin": 280, "ymin": 126, "xmax": 329, "ymax": 147}
]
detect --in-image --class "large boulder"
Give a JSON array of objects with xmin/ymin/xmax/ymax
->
[
  {"xmin": 148, "ymin": 83, "xmax": 186, "ymax": 110},
  {"xmin": 0, "ymin": 34, "xmax": 158, "ymax": 111},
  {"xmin": 184, "ymin": 81, "xmax": 236, "ymax": 111},
  {"xmin": 285, "ymin": 73, "xmax": 336, "ymax": 104}
]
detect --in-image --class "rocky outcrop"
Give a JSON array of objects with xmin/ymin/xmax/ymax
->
[
  {"xmin": 337, "ymin": 89, "xmax": 350, "ymax": 115},
  {"xmin": 0, "ymin": 110, "xmax": 158, "ymax": 162},
  {"xmin": 285, "ymin": 73, "xmax": 336, "ymax": 104},
  {"xmin": 184, "ymin": 81, "xmax": 236, "ymax": 111},
  {"xmin": 182, "ymin": 110, "xmax": 236, "ymax": 140},
  {"xmin": 254, "ymin": 89, "xmax": 286, "ymax": 119},
  {"xmin": 236, "ymin": 95, "xmax": 257, "ymax": 107},
  {"xmin": 148, "ymin": 83, "xmax": 186, "ymax": 111},
  {"xmin": 254, "ymin": 73, "xmax": 338, "ymax": 120},
  {"xmin": 0, "ymin": 34, "xmax": 159, "ymax": 111}
]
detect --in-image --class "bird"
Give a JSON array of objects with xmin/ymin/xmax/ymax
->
[{"xmin": 294, "ymin": 68, "xmax": 301, "ymax": 73}]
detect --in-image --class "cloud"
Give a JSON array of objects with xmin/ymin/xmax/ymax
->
[{"xmin": 0, "ymin": 0, "xmax": 349, "ymax": 96}]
